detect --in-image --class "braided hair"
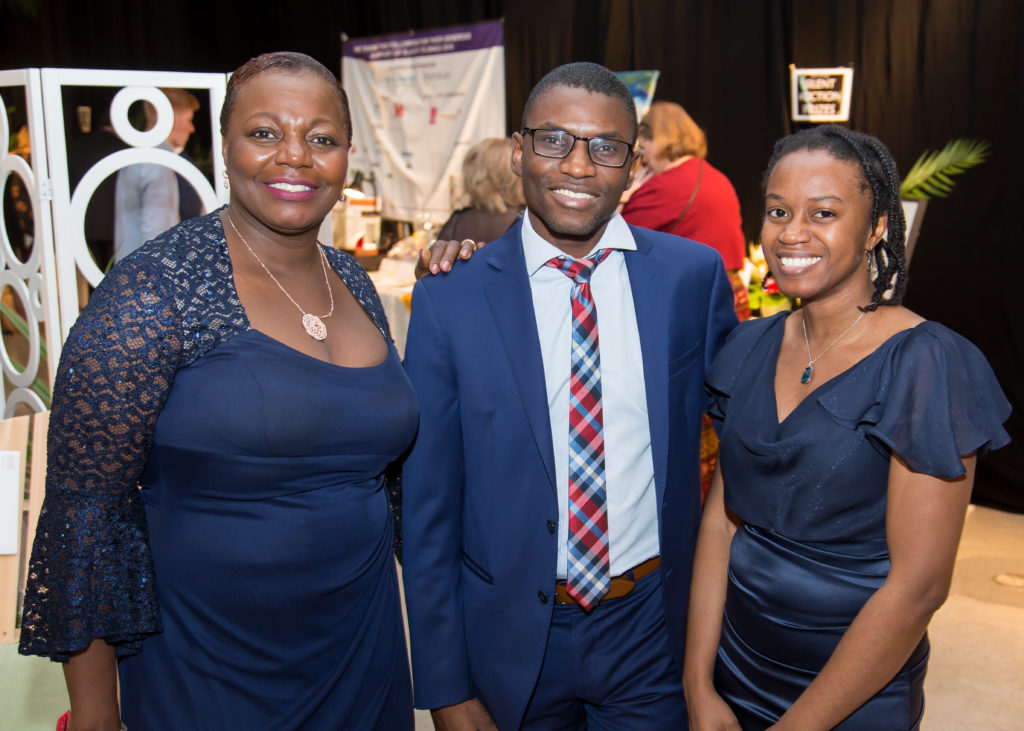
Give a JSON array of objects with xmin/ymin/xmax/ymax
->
[{"xmin": 762, "ymin": 125, "xmax": 907, "ymax": 310}]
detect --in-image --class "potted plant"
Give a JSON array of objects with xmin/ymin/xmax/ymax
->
[{"xmin": 899, "ymin": 138, "xmax": 990, "ymax": 261}]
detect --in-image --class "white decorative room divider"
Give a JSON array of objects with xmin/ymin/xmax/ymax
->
[
  {"xmin": 0, "ymin": 68, "xmax": 61, "ymax": 417},
  {"xmin": 0, "ymin": 68, "xmax": 229, "ymax": 417}
]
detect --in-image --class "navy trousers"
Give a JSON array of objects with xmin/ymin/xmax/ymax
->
[{"xmin": 520, "ymin": 569, "xmax": 687, "ymax": 730}]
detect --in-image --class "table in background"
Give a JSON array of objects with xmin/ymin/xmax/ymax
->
[{"xmin": 366, "ymin": 258, "xmax": 415, "ymax": 357}]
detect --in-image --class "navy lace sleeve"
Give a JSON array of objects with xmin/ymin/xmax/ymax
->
[
  {"xmin": 18, "ymin": 209, "xmax": 401, "ymax": 660},
  {"xmin": 19, "ymin": 254, "xmax": 182, "ymax": 661}
]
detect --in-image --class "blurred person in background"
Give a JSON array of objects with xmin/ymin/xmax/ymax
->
[
  {"xmin": 113, "ymin": 88, "xmax": 198, "ymax": 262},
  {"xmin": 436, "ymin": 136, "xmax": 525, "ymax": 245},
  {"xmin": 621, "ymin": 101, "xmax": 750, "ymax": 496},
  {"xmin": 621, "ymin": 100, "xmax": 748, "ymax": 319}
]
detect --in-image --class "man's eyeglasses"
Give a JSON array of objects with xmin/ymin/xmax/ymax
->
[{"xmin": 521, "ymin": 127, "xmax": 634, "ymax": 168}]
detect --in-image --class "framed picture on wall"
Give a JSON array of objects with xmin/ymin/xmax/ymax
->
[{"xmin": 790, "ymin": 65, "xmax": 854, "ymax": 122}]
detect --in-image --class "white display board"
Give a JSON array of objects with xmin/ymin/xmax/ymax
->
[
  {"xmin": 343, "ymin": 20, "xmax": 506, "ymax": 224},
  {"xmin": 0, "ymin": 450, "xmax": 20, "ymax": 555}
]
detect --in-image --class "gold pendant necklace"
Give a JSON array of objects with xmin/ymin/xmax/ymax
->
[{"xmin": 226, "ymin": 212, "xmax": 334, "ymax": 341}]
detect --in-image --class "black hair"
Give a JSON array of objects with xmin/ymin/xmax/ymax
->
[
  {"xmin": 220, "ymin": 51, "xmax": 352, "ymax": 143},
  {"xmin": 762, "ymin": 124, "xmax": 907, "ymax": 310},
  {"xmin": 521, "ymin": 62, "xmax": 637, "ymax": 141}
]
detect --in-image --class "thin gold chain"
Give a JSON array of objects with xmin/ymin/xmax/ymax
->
[{"xmin": 226, "ymin": 212, "xmax": 334, "ymax": 320}]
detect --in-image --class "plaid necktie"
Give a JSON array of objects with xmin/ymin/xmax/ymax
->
[{"xmin": 545, "ymin": 248, "xmax": 613, "ymax": 611}]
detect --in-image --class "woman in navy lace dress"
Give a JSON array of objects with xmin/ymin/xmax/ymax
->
[
  {"xmin": 683, "ymin": 126, "xmax": 1010, "ymax": 729},
  {"xmin": 20, "ymin": 53, "xmax": 419, "ymax": 730}
]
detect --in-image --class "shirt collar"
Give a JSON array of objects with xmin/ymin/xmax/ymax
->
[{"xmin": 521, "ymin": 209, "xmax": 636, "ymax": 276}]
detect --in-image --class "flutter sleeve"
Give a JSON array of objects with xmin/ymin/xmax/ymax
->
[
  {"xmin": 705, "ymin": 314, "xmax": 782, "ymax": 426},
  {"xmin": 820, "ymin": 323, "xmax": 1011, "ymax": 479},
  {"xmin": 19, "ymin": 256, "xmax": 183, "ymax": 661}
]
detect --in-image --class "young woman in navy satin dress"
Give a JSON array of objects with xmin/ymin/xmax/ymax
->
[
  {"xmin": 683, "ymin": 126, "xmax": 1010, "ymax": 730},
  {"xmin": 20, "ymin": 53, "xmax": 421, "ymax": 730}
]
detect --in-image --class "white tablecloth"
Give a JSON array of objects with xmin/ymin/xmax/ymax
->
[{"xmin": 368, "ymin": 259, "xmax": 415, "ymax": 357}]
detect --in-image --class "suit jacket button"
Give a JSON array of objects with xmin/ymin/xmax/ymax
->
[
  {"xmin": 537, "ymin": 590, "xmax": 548, "ymax": 604},
  {"xmin": 546, "ymin": 520, "xmax": 556, "ymax": 534}
]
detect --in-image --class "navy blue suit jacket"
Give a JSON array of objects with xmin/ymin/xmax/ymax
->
[{"xmin": 402, "ymin": 221, "xmax": 737, "ymax": 728}]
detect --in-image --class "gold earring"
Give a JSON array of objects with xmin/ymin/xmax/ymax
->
[{"xmin": 222, "ymin": 171, "xmax": 230, "ymax": 190}]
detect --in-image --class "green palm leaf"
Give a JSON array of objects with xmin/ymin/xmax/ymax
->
[{"xmin": 900, "ymin": 138, "xmax": 990, "ymax": 200}]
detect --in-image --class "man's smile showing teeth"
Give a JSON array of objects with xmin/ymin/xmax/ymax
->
[
  {"xmin": 552, "ymin": 188, "xmax": 596, "ymax": 200},
  {"xmin": 780, "ymin": 256, "xmax": 821, "ymax": 268},
  {"xmin": 269, "ymin": 182, "xmax": 315, "ymax": 192}
]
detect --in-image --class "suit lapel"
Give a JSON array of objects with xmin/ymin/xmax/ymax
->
[
  {"xmin": 624, "ymin": 230, "xmax": 670, "ymax": 510},
  {"xmin": 484, "ymin": 235, "xmax": 558, "ymax": 493}
]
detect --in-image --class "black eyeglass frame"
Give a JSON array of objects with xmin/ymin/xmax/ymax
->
[{"xmin": 521, "ymin": 127, "xmax": 636, "ymax": 168}]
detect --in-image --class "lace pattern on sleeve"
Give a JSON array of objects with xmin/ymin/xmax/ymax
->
[
  {"xmin": 19, "ymin": 211, "xmax": 390, "ymax": 661},
  {"xmin": 19, "ymin": 212, "xmax": 249, "ymax": 661}
]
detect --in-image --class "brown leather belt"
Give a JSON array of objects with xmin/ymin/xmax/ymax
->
[{"xmin": 554, "ymin": 556, "xmax": 661, "ymax": 607}]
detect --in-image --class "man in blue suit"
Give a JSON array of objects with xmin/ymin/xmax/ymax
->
[{"xmin": 402, "ymin": 63, "xmax": 738, "ymax": 730}]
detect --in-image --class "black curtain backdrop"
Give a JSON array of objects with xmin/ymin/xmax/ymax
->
[{"xmin": 2, "ymin": 0, "xmax": 1021, "ymax": 509}]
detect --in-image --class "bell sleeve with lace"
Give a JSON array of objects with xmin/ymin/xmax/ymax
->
[{"xmin": 19, "ymin": 257, "xmax": 183, "ymax": 662}]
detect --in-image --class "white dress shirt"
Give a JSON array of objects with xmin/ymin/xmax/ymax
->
[{"xmin": 522, "ymin": 209, "xmax": 659, "ymax": 579}]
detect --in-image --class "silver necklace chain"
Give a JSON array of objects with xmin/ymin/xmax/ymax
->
[
  {"xmin": 226, "ymin": 212, "xmax": 335, "ymax": 340},
  {"xmin": 800, "ymin": 310, "xmax": 866, "ymax": 384}
]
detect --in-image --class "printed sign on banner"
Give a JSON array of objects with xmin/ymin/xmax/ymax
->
[
  {"xmin": 343, "ymin": 21, "xmax": 506, "ymax": 224},
  {"xmin": 790, "ymin": 66, "xmax": 854, "ymax": 122}
]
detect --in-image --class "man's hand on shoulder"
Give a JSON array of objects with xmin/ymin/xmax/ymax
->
[
  {"xmin": 430, "ymin": 698, "xmax": 499, "ymax": 731},
  {"xmin": 415, "ymin": 239, "xmax": 483, "ymax": 279}
]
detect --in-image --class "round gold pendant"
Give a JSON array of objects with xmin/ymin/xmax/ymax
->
[{"xmin": 302, "ymin": 314, "xmax": 327, "ymax": 341}]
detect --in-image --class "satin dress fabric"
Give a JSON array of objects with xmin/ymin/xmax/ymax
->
[
  {"xmin": 118, "ymin": 330, "xmax": 418, "ymax": 730},
  {"xmin": 707, "ymin": 313, "xmax": 1011, "ymax": 730}
]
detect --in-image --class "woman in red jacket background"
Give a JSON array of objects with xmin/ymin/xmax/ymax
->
[{"xmin": 622, "ymin": 100, "xmax": 750, "ymax": 495}]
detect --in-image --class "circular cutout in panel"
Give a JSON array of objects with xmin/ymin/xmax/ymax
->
[
  {"xmin": 110, "ymin": 86, "xmax": 174, "ymax": 148},
  {"xmin": 4, "ymin": 388, "xmax": 47, "ymax": 419},
  {"xmin": 0, "ymin": 152, "xmax": 40, "ymax": 278},
  {"xmin": 69, "ymin": 147, "xmax": 218, "ymax": 288},
  {"xmin": 0, "ymin": 276, "xmax": 41, "ymax": 389},
  {"xmin": 1, "ymin": 164, "xmax": 37, "ymax": 269}
]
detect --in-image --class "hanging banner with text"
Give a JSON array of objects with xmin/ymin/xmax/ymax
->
[
  {"xmin": 343, "ymin": 20, "xmax": 506, "ymax": 223},
  {"xmin": 790, "ymin": 66, "xmax": 854, "ymax": 122}
]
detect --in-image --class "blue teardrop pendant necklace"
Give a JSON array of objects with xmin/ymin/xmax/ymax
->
[{"xmin": 800, "ymin": 310, "xmax": 866, "ymax": 384}]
